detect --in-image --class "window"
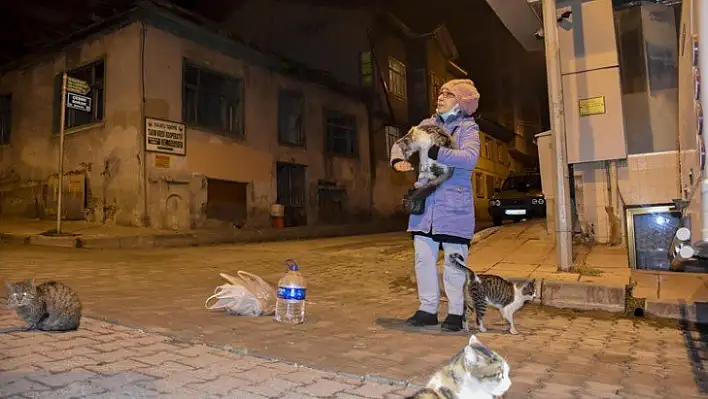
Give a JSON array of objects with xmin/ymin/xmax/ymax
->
[
  {"xmin": 388, "ymin": 57, "xmax": 407, "ymax": 100},
  {"xmin": 496, "ymin": 142, "xmax": 504, "ymax": 163},
  {"xmin": 360, "ymin": 51, "xmax": 374, "ymax": 88},
  {"xmin": 0, "ymin": 95, "xmax": 10, "ymax": 145},
  {"xmin": 53, "ymin": 60, "xmax": 105, "ymax": 133},
  {"xmin": 429, "ymin": 72, "xmax": 442, "ymax": 110},
  {"xmin": 482, "ymin": 135, "xmax": 491, "ymax": 159},
  {"xmin": 325, "ymin": 110, "xmax": 357, "ymax": 157},
  {"xmin": 486, "ymin": 175, "xmax": 495, "ymax": 198},
  {"xmin": 183, "ymin": 61, "xmax": 244, "ymax": 137},
  {"xmin": 384, "ymin": 126, "xmax": 401, "ymax": 158},
  {"xmin": 278, "ymin": 89, "xmax": 305, "ymax": 147},
  {"xmin": 474, "ymin": 172, "xmax": 484, "ymax": 198}
]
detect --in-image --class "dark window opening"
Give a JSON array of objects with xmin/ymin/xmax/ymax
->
[
  {"xmin": 0, "ymin": 95, "xmax": 11, "ymax": 145},
  {"xmin": 325, "ymin": 110, "xmax": 357, "ymax": 157},
  {"xmin": 183, "ymin": 61, "xmax": 244, "ymax": 137},
  {"xmin": 278, "ymin": 89, "xmax": 305, "ymax": 146},
  {"xmin": 53, "ymin": 60, "xmax": 105, "ymax": 133}
]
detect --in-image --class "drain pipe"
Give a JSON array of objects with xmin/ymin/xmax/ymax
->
[{"xmin": 701, "ymin": 2, "xmax": 708, "ymax": 243}]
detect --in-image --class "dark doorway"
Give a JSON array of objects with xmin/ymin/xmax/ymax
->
[
  {"xmin": 206, "ymin": 178, "xmax": 248, "ymax": 227},
  {"xmin": 276, "ymin": 162, "xmax": 307, "ymax": 227},
  {"xmin": 317, "ymin": 182, "xmax": 347, "ymax": 224}
]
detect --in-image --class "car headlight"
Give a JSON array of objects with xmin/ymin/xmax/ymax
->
[
  {"xmin": 539, "ymin": 198, "xmax": 545, "ymax": 204},
  {"xmin": 495, "ymin": 200, "xmax": 501, "ymax": 206},
  {"xmin": 532, "ymin": 199, "xmax": 538, "ymax": 204}
]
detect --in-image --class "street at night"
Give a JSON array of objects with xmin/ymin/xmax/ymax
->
[{"xmin": 1, "ymin": 228, "xmax": 706, "ymax": 398}]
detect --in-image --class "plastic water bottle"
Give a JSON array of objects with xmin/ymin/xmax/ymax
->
[{"xmin": 274, "ymin": 259, "xmax": 307, "ymax": 324}]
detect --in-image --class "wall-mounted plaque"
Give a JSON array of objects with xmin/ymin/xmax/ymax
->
[
  {"xmin": 578, "ymin": 96, "xmax": 606, "ymax": 117},
  {"xmin": 700, "ymin": 136, "xmax": 706, "ymax": 171},
  {"xmin": 698, "ymin": 102, "xmax": 704, "ymax": 136},
  {"xmin": 693, "ymin": 34, "xmax": 700, "ymax": 67}
]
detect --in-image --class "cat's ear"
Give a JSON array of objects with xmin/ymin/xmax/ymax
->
[{"xmin": 29, "ymin": 279, "xmax": 35, "ymax": 288}]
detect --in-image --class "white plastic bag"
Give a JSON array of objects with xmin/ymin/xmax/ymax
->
[{"xmin": 204, "ymin": 271, "xmax": 276, "ymax": 316}]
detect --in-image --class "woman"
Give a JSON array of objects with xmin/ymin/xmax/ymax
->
[{"xmin": 391, "ymin": 79, "xmax": 481, "ymax": 332}]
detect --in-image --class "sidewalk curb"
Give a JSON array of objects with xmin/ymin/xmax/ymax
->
[
  {"xmin": 540, "ymin": 279, "xmax": 626, "ymax": 313},
  {"xmin": 472, "ymin": 225, "xmax": 501, "ymax": 244},
  {"xmin": 0, "ymin": 221, "xmax": 408, "ymax": 250},
  {"xmin": 644, "ymin": 299, "xmax": 708, "ymax": 324}
]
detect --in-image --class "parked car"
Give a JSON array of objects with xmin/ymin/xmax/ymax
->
[{"xmin": 487, "ymin": 172, "xmax": 546, "ymax": 226}]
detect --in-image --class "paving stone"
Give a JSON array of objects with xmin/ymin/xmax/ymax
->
[
  {"xmin": 88, "ymin": 371, "xmax": 155, "ymax": 390},
  {"xmin": 187, "ymin": 375, "xmax": 252, "ymax": 396},
  {"xmin": 296, "ymin": 379, "xmax": 355, "ymax": 397},
  {"xmin": 243, "ymin": 377, "xmax": 301, "ymax": 396},
  {"xmin": 0, "ymin": 378, "xmax": 51, "ymax": 397},
  {"xmin": 345, "ymin": 382, "xmax": 399, "ymax": 398},
  {"xmin": 26, "ymin": 369, "xmax": 97, "ymax": 388}
]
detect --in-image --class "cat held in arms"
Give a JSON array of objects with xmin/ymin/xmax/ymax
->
[
  {"xmin": 450, "ymin": 253, "xmax": 536, "ymax": 335},
  {"xmin": 407, "ymin": 334, "xmax": 512, "ymax": 399},
  {"xmin": 5, "ymin": 280, "xmax": 82, "ymax": 332},
  {"xmin": 391, "ymin": 124, "xmax": 456, "ymax": 201}
]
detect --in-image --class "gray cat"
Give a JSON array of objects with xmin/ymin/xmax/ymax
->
[
  {"xmin": 392, "ymin": 124, "xmax": 456, "ymax": 200},
  {"xmin": 449, "ymin": 253, "xmax": 536, "ymax": 335},
  {"xmin": 5, "ymin": 280, "xmax": 82, "ymax": 332}
]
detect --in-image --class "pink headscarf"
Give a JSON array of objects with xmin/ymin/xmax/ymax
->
[{"xmin": 441, "ymin": 79, "xmax": 480, "ymax": 116}]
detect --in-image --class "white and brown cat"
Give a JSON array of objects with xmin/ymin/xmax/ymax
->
[{"xmin": 407, "ymin": 334, "xmax": 512, "ymax": 399}]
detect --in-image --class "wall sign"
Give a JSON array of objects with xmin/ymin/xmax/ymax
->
[
  {"xmin": 154, "ymin": 155, "xmax": 171, "ymax": 168},
  {"xmin": 145, "ymin": 117, "xmax": 186, "ymax": 156},
  {"xmin": 66, "ymin": 93, "xmax": 91, "ymax": 112},
  {"xmin": 578, "ymin": 96, "xmax": 606, "ymax": 117}
]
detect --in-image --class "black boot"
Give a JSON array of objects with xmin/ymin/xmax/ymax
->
[
  {"xmin": 406, "ymin": 310, "xmax": 439, "ymax": 327},
  {"xmin": 441, "ymin": 314, "xmax": 464, "ymax": 332}
]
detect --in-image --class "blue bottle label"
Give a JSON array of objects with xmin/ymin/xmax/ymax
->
[{"xmin": 277, "ymin": 286, "xmax": 306, "ymax": 300}]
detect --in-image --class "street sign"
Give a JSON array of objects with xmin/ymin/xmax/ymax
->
[
  {"xmin": 145, "ymin": 117, "xmax": 186, "ymax": 156},
  {"xmin": 67, "ymin": 77, "xmax": 90, "ymax": 95},
  {"xmin": 66, "ymin": 93, "xmax": 92, "ymax": 112}
]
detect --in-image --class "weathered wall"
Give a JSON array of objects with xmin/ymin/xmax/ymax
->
[
  {"xmin": 0, "ymin": 24, "xmax": 144, "ymax": 226},
  {"xmin": 142, "ymin": 25, "xmax": 372, "ymax": 228}
]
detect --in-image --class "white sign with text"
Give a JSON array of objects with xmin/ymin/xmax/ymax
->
[{"xmin": 145, "ymin": 118, "xmax": 186, "ymax": 156}]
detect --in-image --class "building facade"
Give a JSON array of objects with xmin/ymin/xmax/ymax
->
[
  {"xmin": 0, "ymin": 3, "xmax": 372, "ymax": 230},
  {"xmin": 224, "ymin": 0, "xmax": 523, "ymax": 221}
]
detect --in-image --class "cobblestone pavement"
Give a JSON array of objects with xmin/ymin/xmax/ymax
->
[
  {"xmin": 1, "ymin": 228, "xmax": 708, "ymax": 397},
  {"xmin": 0, "ymin": 307, "xmax": 419, "ymax": 398}
]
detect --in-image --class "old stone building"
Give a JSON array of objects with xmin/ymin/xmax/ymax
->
[{"xmin": 0, "ymin": 2, "xmax": 372, "ymax": 230}]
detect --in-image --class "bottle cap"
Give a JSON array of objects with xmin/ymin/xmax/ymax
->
[{"xmin": 285, "ymin": 258, "xmax": 299, "ymax": 271}]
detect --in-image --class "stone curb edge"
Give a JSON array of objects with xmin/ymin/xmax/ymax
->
[{"xmin": 0, "ymin": 221, "xmax": 408, "ymax": 250}]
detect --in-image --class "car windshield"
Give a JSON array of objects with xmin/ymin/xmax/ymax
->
[{"xmin": 501, "ymin": 175, "xmax": 542, "ymax": 192}]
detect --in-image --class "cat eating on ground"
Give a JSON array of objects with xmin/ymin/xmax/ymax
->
[
  {"xmin": 391, "ymin": 124, "xmax": 456, "ymax": 200},
  {"xmin": 449, "ymin": 253, "xmax": 536, "ymax": 335},
  {"xmin": 407, "ymin": 334, "xmax": 512, "ymax": 399},
  {"xmin": 5, "ymin": 279, "xmax": 82, "ymax": 332}
]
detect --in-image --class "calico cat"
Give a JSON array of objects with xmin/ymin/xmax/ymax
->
[
  {"xmin": 393, "ymin": 124, "xmax": 456, "ymax": 200},
  {"xmin": 449, "ymin": 253, "xmax": 536, "ymax": 335},
  {"xmin": 407, "ymin": 334, "xmax": 512, "ymax": 399},
  {"xmin": 5, "ymin": 280, "xmax": 82, "ymax": 332}
]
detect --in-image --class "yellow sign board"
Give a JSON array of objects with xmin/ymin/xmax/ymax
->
[
  {"xmin": 67, "ymin": 77, "xmax": 90, "ymax": 95},
  {"xmin": 154, "ymin": 155, "xmax": 170, "ymax": 168},
  {"xmin": 578, "ymin": 96, "xmax": 606, "ymax": 117}
]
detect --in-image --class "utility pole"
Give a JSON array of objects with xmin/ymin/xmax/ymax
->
[
  {"xmin": 542, "ymin": 0, "xmax": 573, "ymax": 271},
  {"xmin": 56, "ymin": 72, "xmax": 68, "ymax": 235}
]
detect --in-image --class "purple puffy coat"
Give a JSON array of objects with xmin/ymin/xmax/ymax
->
[{"xmin": 408, "ymin": 114, "xmax": 481, "ymax": 240}]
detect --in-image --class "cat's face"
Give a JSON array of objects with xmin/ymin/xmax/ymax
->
[
  {"xmin": 520, "ymin": 279, "xmax": 537, "ymax": 301},
  {"xmin": 5, "ymin": 280, "xmax": 37, "ymax": 308},
  {"xmin": 463, "ymin": 335, "xmax": 512, "ymax": 396},
  {"xmin": 396, "ymin": 126, "xmax": 434, "ymax": 158}
]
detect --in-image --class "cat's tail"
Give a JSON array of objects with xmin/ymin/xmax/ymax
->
[{"xmin": 448, "ymin": 253, "xmax": 481, "ymax": 283}]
